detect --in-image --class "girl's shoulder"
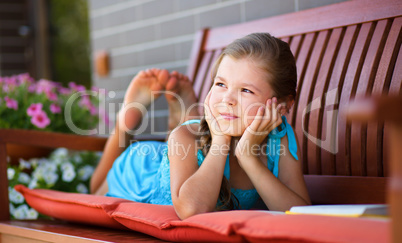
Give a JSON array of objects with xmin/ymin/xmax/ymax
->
[
  {"xmin": 167, "ymin": 121, "xmax": 201, "ymax": 164},
  {"xmin": 168, "ymin": 121, "xmax": 201, "ymax": 146}
]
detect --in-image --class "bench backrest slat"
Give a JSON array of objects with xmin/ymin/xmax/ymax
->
[
  {"xmin": 204, "ymin": 0, "xmax": 401, "ymax": 51},
  {"xmin": 187, "ymin": 0, "xmax": 402, "ymax": 204}
]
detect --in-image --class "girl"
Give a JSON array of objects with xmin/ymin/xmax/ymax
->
[{"xmin": 91, "ymin": 33, "xmax": 311, "ymax": 220}]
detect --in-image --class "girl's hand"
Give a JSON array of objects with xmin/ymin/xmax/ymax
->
[
  {"xmin": 235, "ymin": 97, "xmax": 284, "ymax": 161},
  {"xmin": 204, "ymin": 90, "xmax": 231, "ymax": 144}
]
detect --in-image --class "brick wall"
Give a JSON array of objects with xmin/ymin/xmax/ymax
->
[{"xmin": 88, "ymin": 0, "xmax": 347, "ymax": 137}]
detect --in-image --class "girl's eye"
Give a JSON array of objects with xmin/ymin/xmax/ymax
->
[
  {"xmin": 242, "ymin": 88, "xmax": 254, "ymax": 94},
  {"xmin": 216, "ymin": 82, "xmax": 226, "ymax": 88}
]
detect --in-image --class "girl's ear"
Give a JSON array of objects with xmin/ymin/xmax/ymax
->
[
  {"xmin": 283, "ymin": 95, "xmax": 295, "ymax": 114},
  {"xmin": 286, "ymin": 99, "xmax": 294, "ymax": 111}
]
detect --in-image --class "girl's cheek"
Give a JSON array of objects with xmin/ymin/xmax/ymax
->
[{"xmin": 208, "ymin": 91, "xmax": 221, "ymax": 115}]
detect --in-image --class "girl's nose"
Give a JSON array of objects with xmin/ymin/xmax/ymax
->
[{"xmin": 222, "ymin": 91, "xmax": 237, "ymax": 106}]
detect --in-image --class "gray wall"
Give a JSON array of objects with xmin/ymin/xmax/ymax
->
[{"xmin": 88, "ymin": 0, "xmax": 347, "ymax": 137}]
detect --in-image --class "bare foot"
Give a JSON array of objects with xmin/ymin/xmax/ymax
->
[
  {"xmin": 165, "ymin": 71, "xmax": 200, "ymax": 130},
  {"xmin": 118, "ymin": 69, "xmax": 169, "ymax": 132}
]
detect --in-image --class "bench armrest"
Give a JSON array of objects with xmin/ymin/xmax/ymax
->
[
  {"xmin": 347, "ymin": 95, "xmax": 402, "ymax": 242},
  {"xmin": 0, "ymin": 129, "xmax": 108, "ymax": 220}
]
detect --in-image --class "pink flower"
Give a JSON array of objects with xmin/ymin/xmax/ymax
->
[
  {"xmin": 36, "ymin": 79, "xmax": 56, "ymax": 94},
  {"xmin": 45, "ymin": 90, "xmax": 58, "ymax": 101},
  {"xmin": 69, "ymin": 82, "xmax": 86, "ymax": 92},
  {"xmin": 4, "ymin": 77, "xmax": 17, "ymax": 86},
  {"xmin": 80, "ymin": 95, "xmax": 92, "ymax": 107},
  {"xmin": 28, "ymin": 84, "xmax": 36, "ymax": 93},
  {"xmin": 31, "ymin": 111, "xmax": 50, "ymax": 128},
  {"xmin": 27, "ymin": 103, "xmax": 43, "ymax": 116},
  {"xmin": 4, "ymin": 96, "xmax": 18, "ymax": 110},
  {"xmin": 58, "ymin": 87, "xmax": 71, "ymax": 95},
  {"xmin": 50, "ymin": 104, "xmax": 61, "ymax": 114},
  {"xmin": 16, "ymin": 73, "xmax": 34, "ymax": 85}
]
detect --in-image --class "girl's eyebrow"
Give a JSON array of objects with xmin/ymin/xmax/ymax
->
[
  {"xmin": 215, "ymin": 76, "xmax": 259, "ymax": 91},
  {"xmin": 214, "ymin": 76, "xmax": 225, "ymax": 82}
]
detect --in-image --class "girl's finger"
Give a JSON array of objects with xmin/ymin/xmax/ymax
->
[
  {"xmin": 265, "ymin": 99, "xmax": 272, "ymax": 121},
  {"xmin": 269, "ymin": 115, "xmax": 283, "ymax": 132},
  {"xmin": 248, "ymin": 106, "xmax": 265, "ymax": 134},
  {"xmin": 271, "ymin": 97, "xmax": 278, "ymax": 122},
  {"xmin": 204, "ymin": 90, "xmax": 214, "ymax": 120},
  {"xmin": 277, "ymin": 104, "xmax": 282, "ymax": 113},
  {"xmin": 260, "ymin": 99, "xmax": 271, "ymax": 127},
  {"xmin": 204, "ymin": 90, "xmax": 212, "ymax": 107}
]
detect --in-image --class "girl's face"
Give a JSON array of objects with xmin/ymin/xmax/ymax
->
[{"xmin": 208, "ymin": 56, "xmax": 275, "ymax": 137}]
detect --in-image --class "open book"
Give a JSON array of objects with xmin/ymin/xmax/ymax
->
[{"xmin": 286, "ymin": 204, "xmax": 388, "ymax": 218}]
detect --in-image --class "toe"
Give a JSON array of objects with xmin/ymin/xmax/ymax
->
[
  {"xmin": 158, "ymin": 69, "xmax": 170, "ymax": 86},
  {"xmin": 166, "ymin": 76, "xmax": 178, "ymax": 91}
]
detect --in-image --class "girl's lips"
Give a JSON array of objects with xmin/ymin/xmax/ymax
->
[{"xmin": 220, "ymin": 113, "xmax": 239, "ymax": 120}]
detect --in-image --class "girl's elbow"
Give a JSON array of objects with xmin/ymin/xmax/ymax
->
[
  {"xmin": 176, "ymin": 207, "xmax": 197, "ymax": 220},
  {"xmin": 174, "ymin": 202, "xmax": 212, "ymax": 220}
]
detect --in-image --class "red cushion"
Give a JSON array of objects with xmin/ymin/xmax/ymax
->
[
  {"xmin": 238, "ymin": 212, "xmax": 390, "ymax": 243},
  {"xmin": 16, "ymin": 185, "xmax": 390, "ymax": 242},
  {"xmin": 111, "ymin": 203, "xmax": 244, "ymax": 242},
  {"xmin": 115, "ymin": 208, "xmax": 390, "ymax": 243},
  {"xmin": 15, "ymin": 185, "xmax": 127, "ymax": 229}
]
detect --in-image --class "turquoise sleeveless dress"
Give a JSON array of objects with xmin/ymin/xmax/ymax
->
[{"xmin": 105, "ymin": 116, "xmax": 298, "ymax": 209}]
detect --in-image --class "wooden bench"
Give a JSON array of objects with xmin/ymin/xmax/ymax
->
[{"xmin": 1, "ymin": 0, "xmax": 401, "ymax": 242}]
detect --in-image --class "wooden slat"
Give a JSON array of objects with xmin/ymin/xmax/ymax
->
[
  {"xmin": 297, "ymin": 31, "xmax": 328, "ymax": 175},
  {"xmin": 364, "ymin": 19, "xmax": 391, "ymax": 177},
  {"xmin": 192, "ymin": 51, "xmax": 213, "ymax": 98},
  {"xmin": 388, "ymin": 47, "xmax": 402, "ymax": 94},
  {"xmin": 0, "ymin": 220, "xmax": 166, "ymax": 243},
  {"xmin": 383, "ymin": 18, "xmax": 402, "ymax": 177},
  {"xmin": 320, "ymin": 26, "xmax": 355, "ymax": 176},
  {"xmin": 305, "ymin": 30, "xmax": 331, "ymax": 175},
  {"xmin": 308, "ymin": 29, "xmax": 343, "ymax": 175},
  {"xmin": 350, "ymin": 20, "xmax": 389, "ymax": 176},
  {"xmin": 336, "ymin": 23, "xmax": 370, "ymax": 176},
  {"xmin": 280, "ymin": 36, "xmax": 290, "ymax": 44},
  {"xmin": 366, "ymin": 18, "xmax": 400, "ymax": 177},
  {"xmin": 285, "ymin": 34, "xmax": 304, "ymax": 125},
  {"xmin": 289, "ymin": 34, "xmax": 304, "ymax": 64},
  {"xmin": 348, "ymin": 21, "xmax": 372, "ymax": 176},
  {"xmin": 0, "ymin": 129, "xmax": 107, "ymax": 151},
  {"xmin": 293, "ymin": 33, "xmax": 316, "ymax": 173},
  {"xmin": 199, "ymin": 49, "xmax": 222, "ymax": 106},
  {"xmin": 305, "ymin": 31, "xmax": 330, "ymax": 175},
  {"xmin": 204, "ymin": 0, "xmax": 402, "ymax": 51},
  {"xmin": 0, "ymin": 143, "xmax": 9, "ymax": 221},
  {"xmin": 187, "ymin": 29, "xmax": 208, "ymax": 83},
  {"xmin": 304, "ymin": 175, "xmax": 387, "ymax": 205}
]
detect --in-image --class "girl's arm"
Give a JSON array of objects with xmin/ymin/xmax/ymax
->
[
  {"xmin": 238, "ymin": 133, "xmax": 311, "ymax": 211},
  {"xmin": 168, "ymin": 125, "xmax": 230, "ymax": 220}
]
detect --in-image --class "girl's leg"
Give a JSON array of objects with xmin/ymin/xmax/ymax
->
[
  {"xmin": 165, "ymin": 71, "xmax": 200, "ymax": 131},
  {"xmin": 90, "ymin": 69, "xmax": 170, "ymax": 194}
]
